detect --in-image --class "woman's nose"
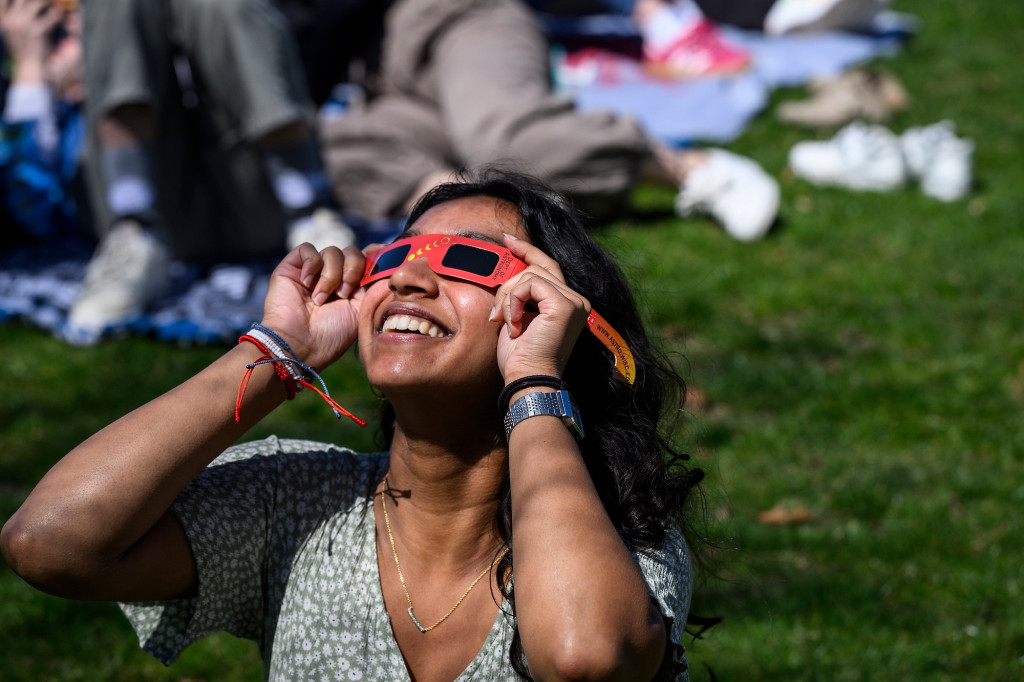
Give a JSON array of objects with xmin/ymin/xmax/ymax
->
[{"xmin": 388, "ymin": 256, "xmax": 440, "ymax": 297}]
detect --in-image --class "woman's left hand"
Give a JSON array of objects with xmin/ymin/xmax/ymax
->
[{"xmin": 491, "ymin": 234, "xmax": 590, "ymax": 382}]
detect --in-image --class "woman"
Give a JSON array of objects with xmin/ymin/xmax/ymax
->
[{"xmin": 2, "ymin": 171, "xmax": 705, "ymax": 681}]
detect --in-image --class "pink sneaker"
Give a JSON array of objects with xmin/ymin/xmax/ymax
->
[
  {"xmin": 556, "ymin": 47, "xmax": 638, "ymax": 88},
  {"xmin": 643, "ymin": 18, "xmax": 750, "ymax": 79}
]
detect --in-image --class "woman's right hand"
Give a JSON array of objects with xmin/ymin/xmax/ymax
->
[
  {"xmin": 2, "ymin": 240, "xmax": 374, "ymax": 603},
  {"xmin": 259, "ymin": 242, "xmax": 368, "ymax": 371}
]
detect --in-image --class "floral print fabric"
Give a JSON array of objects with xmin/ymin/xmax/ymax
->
[{"xmin": 120, "ymin": 436, "xmax": 692, "ymax": 680}]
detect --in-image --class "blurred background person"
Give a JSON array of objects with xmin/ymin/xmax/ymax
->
[
  {"xmin": 0, "ymin": 0, "xmax": 88, "ymax": 243},
  {"xmin": 68, "ymin": 0, "xmax": 356, "ymax": 337},
  {"xmin": 320, "ymin": 0, "xmax": 780, "ymax": 244}
]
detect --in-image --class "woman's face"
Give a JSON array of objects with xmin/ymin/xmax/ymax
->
[{"xmin": 358, "ymin": 196, "xmax": 530, "ymax": 396}]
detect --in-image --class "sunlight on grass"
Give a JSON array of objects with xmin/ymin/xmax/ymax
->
[{"xmin": 2, "ymin": 0, "xmax": 1023, "ymax": 679}]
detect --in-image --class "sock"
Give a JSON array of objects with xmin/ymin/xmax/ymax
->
[
  {"xmin": 100, "ymin": 143, "xmax": 165, "ymax": 239},
  {"xmin": 640, "ymin": 1, "xmax": 704, "ymax": 48},
  {"xmin": 262, "ymin": 138, "xmax": 335, "ymax": 230}
]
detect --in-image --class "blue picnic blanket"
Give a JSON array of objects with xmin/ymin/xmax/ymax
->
[
  {"xmin": 0, "ymin": 216, "xmax": 402, "ymax": 347},
  {"xmin": 547, "ymin": 16, "xmax": 914, "ymax": 144}
]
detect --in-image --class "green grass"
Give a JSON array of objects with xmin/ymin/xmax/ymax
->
[{"xmin": 2, "ymin": 0, "xmax": 1022, "ymax": 678}]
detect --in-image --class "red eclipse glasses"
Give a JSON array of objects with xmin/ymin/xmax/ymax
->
[
  {"xmin": 361, "ymin": 234, "xmax": 635, "ymax": 384},
  {"xmin": 361, "ymin": 234, "xmax": 527, "ymax": 288}
]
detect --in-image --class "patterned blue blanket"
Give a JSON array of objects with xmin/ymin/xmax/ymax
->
[{"xmin": 0, "ymin": 218, "xmax": 402, "ymax": 347}]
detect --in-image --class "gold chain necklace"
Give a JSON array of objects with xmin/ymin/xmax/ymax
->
[{"xmin": 380, "ymin": 476, "xmax": 508, "ymax": 633}]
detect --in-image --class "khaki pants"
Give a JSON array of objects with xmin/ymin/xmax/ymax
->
[{"xmin": 321, "ymin": 0, "xmax": 654, "ymax": 221}]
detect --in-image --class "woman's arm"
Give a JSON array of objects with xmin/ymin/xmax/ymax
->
[
  {"xmin": 1, "ymin": 343, "xmax": 288, "ymax": 601},
  {"xmin": 0, "ymin": 244, "xmax": 365, "ymax": 602},
  {"xmin": 495, "ymin": 236, "xmax": 666, "ymax": 682},
  {"xmin": 507, "ymin": 414, "xmax": 667, "ymax": 682}
]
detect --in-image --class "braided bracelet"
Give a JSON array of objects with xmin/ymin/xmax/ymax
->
[
  {"xmin": 497, "ymin": 375, "xmax": 569, "ymax": 414},
  {"xmin": 235, "ymin": 323, "xmax": 366, "ymax": 426},
  {"xmin": 246, "ymin": 325, "xmax": 309, "ymax": 385}
]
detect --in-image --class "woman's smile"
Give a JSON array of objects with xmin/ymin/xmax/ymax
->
[
  {"xmin": 359, "ymin": 196, "xmax": 528, "ymax": 388},
  {"xmin": 380, "ymin": 314, "xmax": 446, "ymax": 338},
  {"xmin": 377, "ymin": 302, "xmax": 453, "ymax": 339}
]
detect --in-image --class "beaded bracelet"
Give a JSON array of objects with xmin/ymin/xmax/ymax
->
[
  {"xmin": 235, "ymin": 323, "xmax": 366, "ymax": 426},
  {"xmin": 497, "ymin": 375, "xmax": 569, "ymax": 414}
]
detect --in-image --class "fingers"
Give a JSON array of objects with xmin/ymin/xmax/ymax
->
[
  {"xmin": 0, "ymin": 0, "xmax": 60, "ymax": 34},
  {"xmin": 492, "ymin": 268, "xmax": 590, "ymax": 339},
  {"xmin": 293, "ymin": 242, "xmax": 366, "ymax": 306},
  {"xmin": 491, "ymin": 269, "xmax": 591, "ymax": 381},
  {"xmin": 41, "ymin": 2, "xmax": 62, "ymax": 28},
  {"xmin": 20, "ymin": 0, "xmax": 58, "ymax": 22},
  {"xmin": 491, "ymin": 236, "xmax": 586, "ymax": 331},
  {"xmin": 336, "ymin": 244, "xmax": 367, "ymax": 300},
  {"xmin": 502, "ymin": 233, "xmax": 565, "ymax": 282}
]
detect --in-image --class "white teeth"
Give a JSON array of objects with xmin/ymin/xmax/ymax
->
[{"xmin": 382, "ymin": 314, "xmax": 445, "ymax": 338}]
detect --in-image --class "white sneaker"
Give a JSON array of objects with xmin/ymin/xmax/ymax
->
[
  {"xmin": 900, "ymin": 120, "xmax": 974, "ymax": 202},
  {"xmin": 764, "ymin": 0, "xmax": 888, "ymax": 35},
  {"xmin": 67, "ymin": 220, "xmax": 172, "ymax": 335},
  {"xmin": 788, "ymin": 121, "xmax": 907, "ymax": 191},
  {"xmin": 675, "ymin": 149, "xmax": 780, "ymax": 242},
  {"xmin": 286, "ymin": 208, "xmax": 358, "ymax": 251}
]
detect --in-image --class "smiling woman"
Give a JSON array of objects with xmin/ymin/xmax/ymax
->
[
  {"xmin": 363, "ymin": 232, "xmax": 636, "ymax": 383},
  {"xmin": 1, "ymin": 170, "xmax": 706, "ymax": 682}
]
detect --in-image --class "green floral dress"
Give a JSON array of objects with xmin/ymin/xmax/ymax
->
[{"xmin": 120, "ymin": 436, "xmax": 692, "ymax": 680}]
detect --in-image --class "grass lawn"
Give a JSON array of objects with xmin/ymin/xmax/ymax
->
[{"xmin": 2, "ymin": 0, "xmax": 1022, "ymax": 679}]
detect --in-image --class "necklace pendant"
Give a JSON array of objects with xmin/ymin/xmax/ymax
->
[{"xmin": 408, "ymin": 607, "xmax": 428, "ymax": 633}]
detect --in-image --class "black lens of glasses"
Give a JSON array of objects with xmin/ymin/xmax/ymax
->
[
  {"xmin": 442, "ymin": 244, "xmax": 499, "ymax": 276},
  {"xmin": 370, "ymin": 244, "xmax": 412, "ymax": 276}
]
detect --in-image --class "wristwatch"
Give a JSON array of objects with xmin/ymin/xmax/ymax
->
[{"xmin": 504, "ymin": 390, "xmax": 584, "ymax": 441}]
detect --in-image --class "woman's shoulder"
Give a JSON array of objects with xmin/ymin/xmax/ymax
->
[
  {"xmin": 204, "ymin": 436, "xmax": 389, "ymax": 497},
  {"xmin": 637, "ymin": 528, "xmax": 691, "ymax": 584},
  {"xmin": 214, "ymin": 435, "xmax": 387, "ymax": 466},
  {"xmin": 636, "ymin": 529, "xmax": 694, "ymax": 681}
]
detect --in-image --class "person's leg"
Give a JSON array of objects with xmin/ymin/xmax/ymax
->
[
  {"xmin": 389, "ymin": 0, "xmax": 650, "ymax": 219},
  {"xmin": 319, "ymin": 93, "xmax": 456, "ymax": 223},
  {"xmin": 173, "ymin": 0, "xmax": 353, "ymax": 250},
  {"xmin": 70, "ymin": 0, "xmax": 173, "ymax": 336},
  {"xmin": 377, "ymin": 0, "xmax": 778, "ymax": 238},
  {"xmin": 82, "ymin": 0, "xmax": 167, "ymax": 235},
  {"xmin": 96, "ymin": 104, "xmax": 161, "ymax": 231},
  {"xmin": 648, "ymin": 144, "xmax": 780, "ymax": 242}
]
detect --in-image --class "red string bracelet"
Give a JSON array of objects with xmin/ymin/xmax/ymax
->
[{"xmin": 235, "ymin": 331, "xmax": 366, "ymax": 426}]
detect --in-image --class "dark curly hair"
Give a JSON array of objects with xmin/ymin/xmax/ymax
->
[{"xmin": 377, "ymin": 169, "xmax": 707, "ymax": 679}]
